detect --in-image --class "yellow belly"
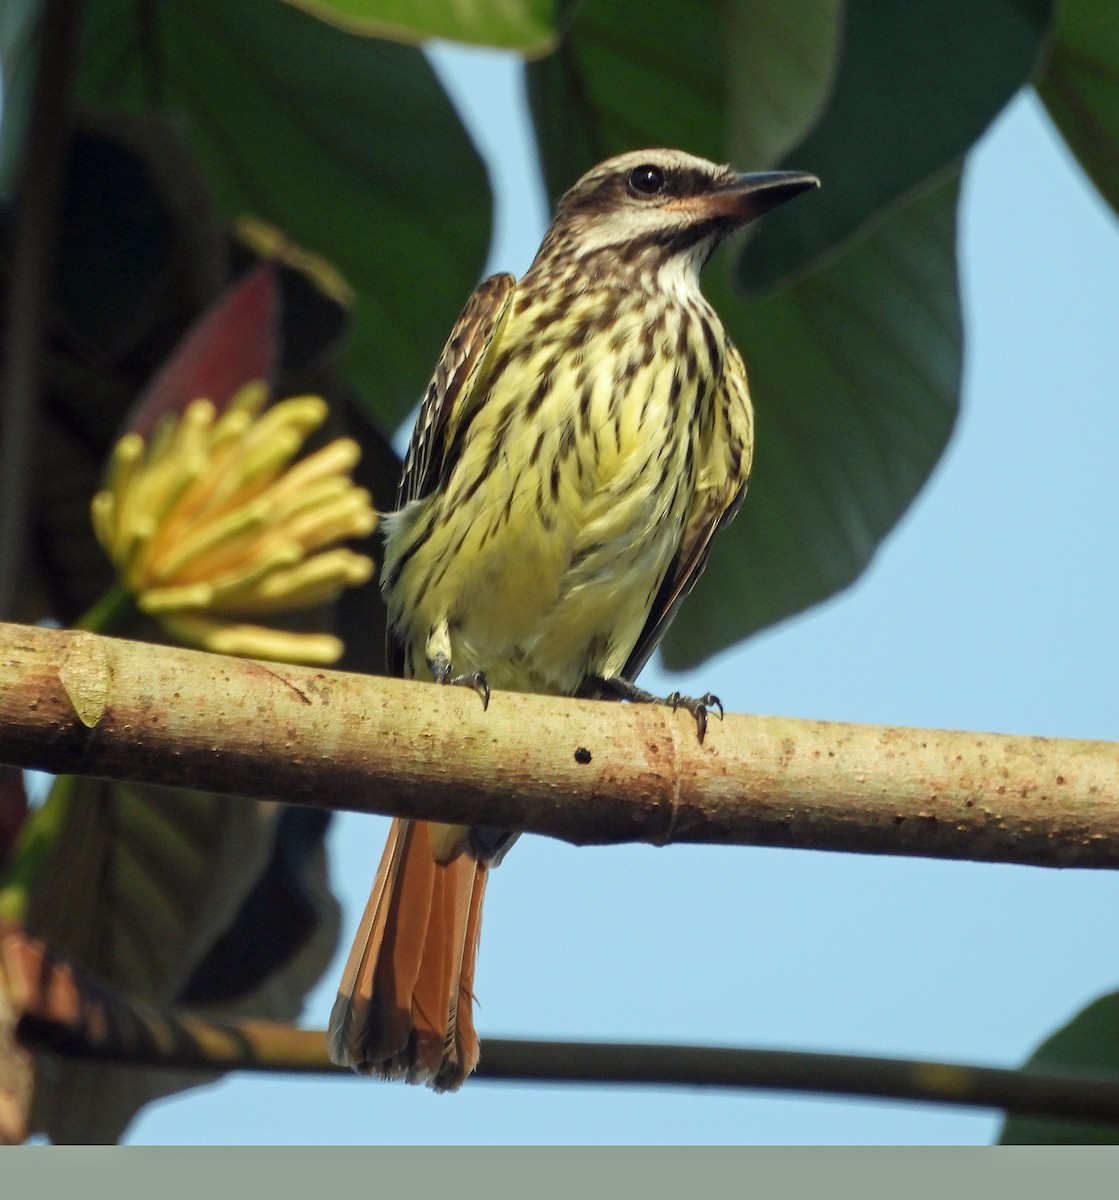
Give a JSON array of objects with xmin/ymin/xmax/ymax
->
[{"xmin": 381, "ymin": 286, "xmax": 721, "ymax": 696}]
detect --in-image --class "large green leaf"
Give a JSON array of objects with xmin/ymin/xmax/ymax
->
[
  {"xmin": 529, "ymin": 0, "xmax": 840, "ymax": 193},
  {"xmin": 75, "ymin": 0, "xmax": 492, "ymax": 428},
  {"xmin": 25, "ymin": 796, "xmax": 341, "ymax": 1145},
  {"xmin": 724, "ymin": 0, "xmax": 843, "ymax": 170},
  {"xmin": 0, "ymin": 0, "xmax": 44, "ymax": 202},
  {"xmin": 529, "ymin": 3, "xmax": 712, "ymax": 183},
  {"xmin": 665, "ymin": 169, "xmax": 961, "ymax": 665},
  {"xmin": 744, "ymin": 0, "xmax": 1054, "ymax": 291},
  {"xmin": 1000, "ymin": 992, "xmax": 1119, "ymax": 1144},
  {"xmin": 530, "ymin": 1, "xmax": 1052, "ymax": 285},
  {"xmin": 283, "ymin": 0, "xmax": 558, "ymax": 55},
  {"xmin": 1035, "ymin": 0, "xmax": 1119, "ymax": 218},
  {"xmin": 25, "ymin": 778, "xmax": 281, "ymax": 1143}
]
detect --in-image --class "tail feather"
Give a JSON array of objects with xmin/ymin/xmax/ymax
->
[
  {"xmin": 443, "ymin": 861, "xmax": 487, "ymax": 1086},
  {"xmin": 327, "ymin": 819, "xmax": 406, "ymax": 1066},
  {"xmin": 407, "ymin": 843, "xmax": 452, "ymax": 1081},
  {"xmin": 327, "ymin": 818, "xmax": 488, "ymax": 1091},
  {"xmin": 369, "ymin": 820, "xmax": 438, "ymax": 1074}
]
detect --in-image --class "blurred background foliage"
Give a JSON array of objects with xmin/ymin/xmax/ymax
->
[{"xmin": 1, "ymin": 0, "xmax": 1118, "ymax": 1141}]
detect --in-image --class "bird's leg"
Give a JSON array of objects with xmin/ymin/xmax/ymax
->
[
  {"xmin": 429, "ymin": 651, "xmax": 491, "ymax": 710},
  {"xmin": 425, "ymin": 619, "xmax": 490, "ymax": 708},
  {"xmin": 590, "ymin": 675, "xmax": 723, "ymax": 743}
]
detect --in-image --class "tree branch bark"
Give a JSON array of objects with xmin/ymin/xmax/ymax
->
[
  {"xmin": 0, "ymin": 620, "xmax": 1116, "ymax": 867},
  {"xmin": 5, "ymin": 924, "xmax": 1119, "ymax": 1127},
  {"xmin": 26, "ymin": 1024, "xmax": 1119, "ymax": 1128}
]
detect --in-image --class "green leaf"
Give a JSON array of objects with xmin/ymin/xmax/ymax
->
[
  {"xmin": 282, "ymin": 0, "xmax": 558, "ymax": 55},
  {"xmin": 1036, "ymin": 0, "xmax": 1119, "ymax": 217},
  {"xmin": 724, "ymin": 0, "xmax": 843, "ymax": 169},
  {"xmin": 743, "ymin": 0, "xmax": 1055, "ymax": 292},
  {"xmin": 1000, "ymin": 992, "xmax": 1119, "ymax": 1144},
  {"xmin": 663, "ymin": 168, "xmax": 961, "ymax": 666},
  {"xmin": 529, "ymin": 0, "xmax": 827, "ymax": 194},
  {"xmin": 529, "ymin": 2, "xmax": 1052, "ymax": 286},
  {"xmin": 76, "ymin": 0, "xmax": 492, "ymax": 429},
  {"xmin": 22, "ymin": 782, "xmax": 341, "ymax": 1144},
  {"xmin": 0, "ymin": 0, "xmax": 44, "ymax": 201},
  {"xmin": 25, "ymin": 778, "xmax": 282, "ymax": 1142}
]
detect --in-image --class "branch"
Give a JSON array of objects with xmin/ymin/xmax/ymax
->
[
  {"xmin": 1, "ymin": 621, "xmax": 1116, "ymax": 867},
  {"xmin": 5, "ymin": 926, "xmax": 1119, "ymax": 1126}
]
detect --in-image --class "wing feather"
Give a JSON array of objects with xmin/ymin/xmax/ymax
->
[
  {"xmin": 620, "ymin": 343, "xmax": 754, "ymax": 682},
  {"xmin": 387, "ymin": 273, "xmax": 516, "ymax": 675},
  {"xmin": 397, "ymin": 273, "xmax": 516, "ymax": 508}
]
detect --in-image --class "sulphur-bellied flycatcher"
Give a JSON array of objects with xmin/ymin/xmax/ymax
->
[{"xmin": 327, "ymin": 149, "xmax": 818, "ymax": 1090}]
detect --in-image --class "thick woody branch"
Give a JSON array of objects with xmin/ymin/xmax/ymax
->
[{"xmin": 0, "ymin": 620, "xmax": 1116, "ymax": 867}]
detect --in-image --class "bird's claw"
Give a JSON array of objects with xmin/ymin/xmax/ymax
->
[
  {"xmin": 429, "ymin": 651, "xmax": 490, "ymax": 709},
  {"xmin": 590, "ymin": 676, "xmax": 721, "ymax": 743},
  {"xmin": 448, "ymin": 670, "xmax": 490, "ymax": 710},
  {"xmin": 666, "ymin": 691, "xmax": 723, "ymax": 742}
]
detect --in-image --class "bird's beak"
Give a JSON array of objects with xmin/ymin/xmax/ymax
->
[{"xmin": 701, "ymin": 170, "xmax": 820, "ymax": 225}]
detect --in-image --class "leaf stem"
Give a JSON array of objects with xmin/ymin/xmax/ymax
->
[
  {"xmin": 0, "ymin": 774, "xmax": 77, "ymax": 922},
  {"xmin": 74, "ymin": 581, "xmax": 137, "ymax": 634}
]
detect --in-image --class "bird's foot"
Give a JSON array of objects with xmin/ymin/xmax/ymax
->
[
  {"xmin": 430, "ymin": 653, "xmax": 490, "ymax": 710},
  {"xmin": 664, "ymin": 690, "xmax": 723, "ymax": 742},
  {"xmin": 591, "ymin": 676, "xmax": 722, "ymax": 743}
]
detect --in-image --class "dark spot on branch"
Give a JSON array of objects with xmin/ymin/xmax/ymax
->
[{"xmin": 574, "ymin": 747, "xmax": 592, "ymax": 765}]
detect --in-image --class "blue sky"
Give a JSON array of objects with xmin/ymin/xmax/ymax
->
[{"xmin": 124, "ymin": 45, "xmax": 1119, "ymax": 1144}]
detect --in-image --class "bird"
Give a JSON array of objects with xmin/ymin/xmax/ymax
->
[{"xmin": 327, "ymin": 148, "xmax": 818, "ymax": 1090}]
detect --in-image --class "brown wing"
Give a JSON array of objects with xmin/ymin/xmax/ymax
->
[
  {"xmin": 387, "ymin": 273, "xmax": 516, "ymax": 675},
  {"xmin": 620, "ymin": 485, "xmax": 747, "ymax": 683},
  {"xmin": 397, "ymin": 272, "xmax": 516, "ymax": 507},
  {"xmin": 620, "ymin": 344, "xmax": 754, "ymax": 682}
]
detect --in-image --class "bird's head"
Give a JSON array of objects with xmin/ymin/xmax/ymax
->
[{"xmin": 536, "ymin": 148, "xmax": 819, "ymax": 278}]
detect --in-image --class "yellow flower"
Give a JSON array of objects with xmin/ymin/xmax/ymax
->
[{"xmin": 91, "ymin": 382, "xmax": 377, "ymax": 664}]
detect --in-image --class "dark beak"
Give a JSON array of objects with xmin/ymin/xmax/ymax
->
[{"xmin": 706, "ymin": 170, "xmax": 820, "ymax": 225}]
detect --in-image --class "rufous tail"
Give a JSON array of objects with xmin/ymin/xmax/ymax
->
[{"xmin": 327, "ymin": 818, "xmax": 488, "ymax": 1091}]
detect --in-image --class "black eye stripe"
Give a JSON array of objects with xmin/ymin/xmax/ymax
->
[{"xmin": 628, "ymin": 164, "xmax": 666, "ymax": 196}]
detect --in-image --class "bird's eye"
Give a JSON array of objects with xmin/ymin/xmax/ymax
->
[{"xmin": 628, "ymin": 164, "xmax": 667, "ymax": 196}]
